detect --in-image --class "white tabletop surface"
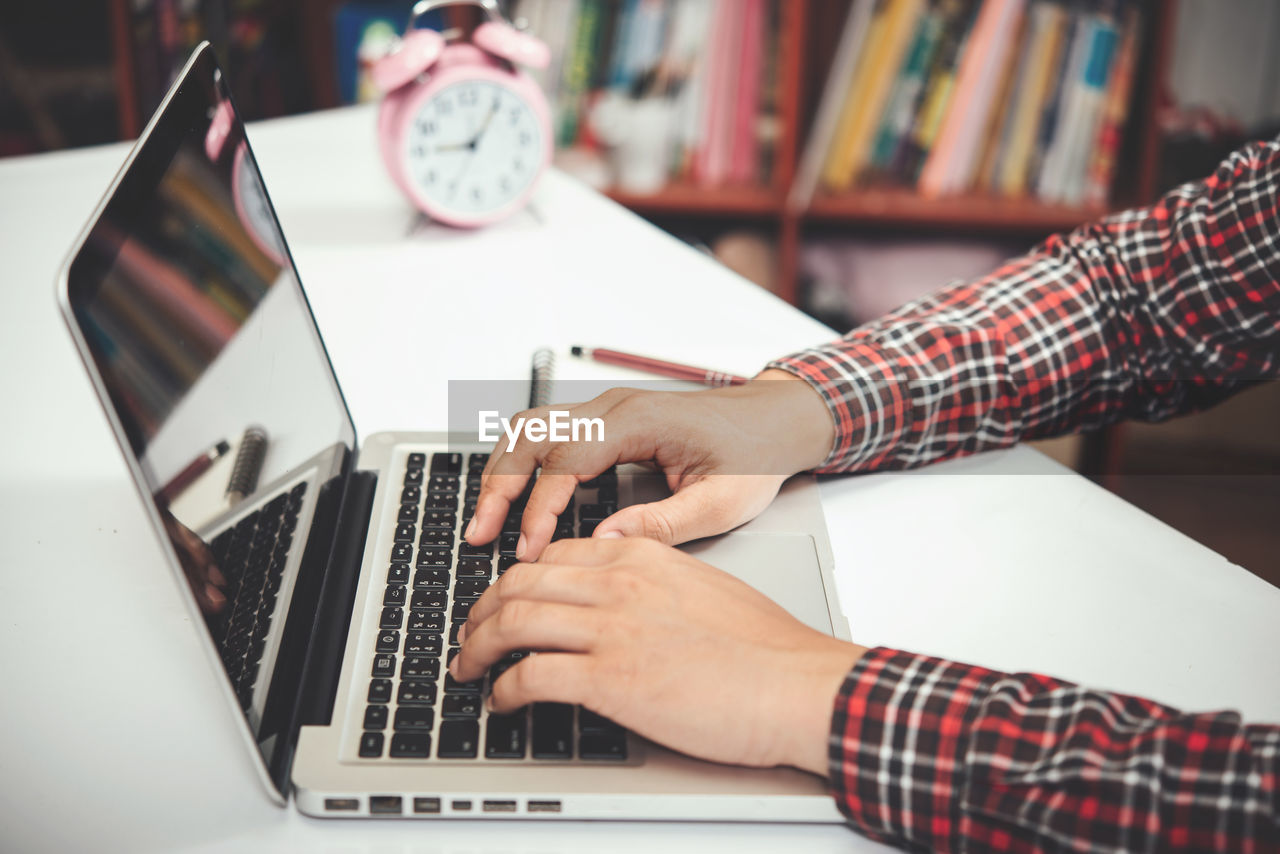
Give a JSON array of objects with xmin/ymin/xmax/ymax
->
[{"xmin": 1, "ymin": 106, "xmax": 1277, "ymax": 854}]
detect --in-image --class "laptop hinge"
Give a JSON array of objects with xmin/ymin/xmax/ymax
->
[{"xmin": 296, "ymin": 469, "xmax": 377, "ymax": 727}]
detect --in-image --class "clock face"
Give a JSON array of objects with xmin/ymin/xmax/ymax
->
[{"xmin": 403, "ymin": 79, "xmax": 545, "ymax": 220}]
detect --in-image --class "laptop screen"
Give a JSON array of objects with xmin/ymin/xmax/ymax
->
[{"xmin": 62, "ymin": 45, "xmax": 355, "ymax": 791}]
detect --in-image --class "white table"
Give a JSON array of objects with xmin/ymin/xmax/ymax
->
[{"xmin": 1, "ymin": 106, "xmax": 1276, "ymax": 854}]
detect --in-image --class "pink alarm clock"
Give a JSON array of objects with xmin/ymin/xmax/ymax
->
[{"xmin": 373, "ymin": 0, "xmax": 553, "ymax": 228}]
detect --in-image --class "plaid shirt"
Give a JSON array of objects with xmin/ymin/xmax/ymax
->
[{"xmin": 771, "ymin": 137, "xmax": 1280, "ymax": 851}]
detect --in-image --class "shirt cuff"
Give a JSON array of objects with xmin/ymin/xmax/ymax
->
[
  {"xmin": 827, "ymin": 647, "xmax": 999, "ymax": 849},
  {"xmin": 767, "ymin": 341, "xmax": 913, "ymax": 473}
]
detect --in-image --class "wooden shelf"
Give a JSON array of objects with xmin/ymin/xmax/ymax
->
[
  {"xmin": 605, "ymin": 184, "xmax": 782, "ymax": 217},
  {"xmin": 806, "ymin": 187, "xmax": 1109, "ymax": 233}
]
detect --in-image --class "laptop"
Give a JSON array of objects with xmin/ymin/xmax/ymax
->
[{"xmin": 57, "ymin": 43, "xmax": 849, "ymax": 821}]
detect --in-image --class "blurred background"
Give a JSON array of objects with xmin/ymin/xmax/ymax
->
[{"xmin": 1, "ymin": 0, "xmax": 1276, "ymax": 584}]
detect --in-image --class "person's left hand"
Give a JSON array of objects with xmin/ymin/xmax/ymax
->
[{"xmin": 450, "ymin": 537, "xmax": 865, "ymax": 776}]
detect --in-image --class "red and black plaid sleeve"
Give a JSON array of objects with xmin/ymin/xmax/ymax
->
[
  {"xmin": 769, "ymin": 137, "xmax": 1280, "ymax": 473},
  {"xmin": 768, "ymin": 139, "xmax": 1280, "ymax": 850},
  {"xmin": 833, "ymin": 649, "xmax": 1280, "ymax": 851}
]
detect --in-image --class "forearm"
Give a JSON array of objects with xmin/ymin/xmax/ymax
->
[
  {"xmin": 829, "ymin": 648, "xmax": 1280, "ymax": 851},
  {"xmin": 770, "ymin": 138, "xmax": 1280, "ymax": 474}
]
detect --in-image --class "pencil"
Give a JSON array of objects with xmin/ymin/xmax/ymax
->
[{"xmin": 570, "ymin": 346, "xmax": 749, "ymax": 387}]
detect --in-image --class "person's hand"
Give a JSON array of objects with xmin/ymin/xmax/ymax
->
[
  {"xmin": 465, "ymin": 369, "xmax": 834, "ymax": 561},
  {"xmin": 161, "ymin": 509, "xmax": 228, "ymax": 615},
  {"xmin": 450, "ymin": 538, "xmax": 866, "ymax": 775}
]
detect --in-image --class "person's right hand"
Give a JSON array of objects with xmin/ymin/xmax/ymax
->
[{"xmin": 465, "ymin": 368, "xmax": 834, "ymax": 561}]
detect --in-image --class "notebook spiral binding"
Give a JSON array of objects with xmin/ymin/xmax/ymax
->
[
  {"xmin": 529, "ymin": 348, "xmax": 555, "ymax": 409},
  {"xmin": 226, "ymin": 425, "xmax": 268, "ymax": 503}
]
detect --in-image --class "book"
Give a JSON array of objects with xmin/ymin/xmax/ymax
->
[
  {"xmin": 694, "ymin": 0, "xmax": 744, "ymax": 186},
  {"xmin": 995, "ymin": 0, "xmax": 1068, "ymax": 197},
  {"xmin": 1027, "ymin": 6, "xmax": 1084, "ymax": 199},
  {"xmin": 823, "ymin": 0, "xmax": 926, "ymax": 191},
  {"xmin": 820, "ymin": 0, "xmax": 892, "ymax": 188},
  {"xmin": 917, "ymin": 0, "xmax": 1026, "ymax": 198},
  {"xmin": 971, "ymin": 5, "xmax": 1029, "ymax": 190},
  {"xmin": 893, "ymin": 0, "xmax": 980, "ymax": 182},
  {"xmin": 729, "ymin": 0, "xmax": 767, "ymax": 184},
  {"xmin": 1084, "ymin": 2, "xmax": 1141, "ymax": 206},
  {"xmin": 868, "ymin": 4, "xmax": 946, "ymax": 175},
  {"xmin": 787, "ymin": 0, "xmax": 877, "ymax": 210}
]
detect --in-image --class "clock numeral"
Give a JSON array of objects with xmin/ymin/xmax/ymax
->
[
  {"xmin": 460, "ymin": 87, "xmax": 478, "ymax": 106},
  {"xmin": 500, "ymin": 176, "xmax": 511, "ymax": 193},
  {"xmin": 434, "ymin": 99, "xmax": 452, "ymax": 115},
  {"xmin": 471, "ymin": 186, "xmax": 483, "ymax": 203},
  {"xmin": 425, "ymin": 170, "xmax": 437, "ymax": 185},
  {"xmin": 518, "ymin": 131, "xmax": 532, "ymax": 147},
  {"xmin": 508, "ymin": 108, "xmax": 521, "ymax": 126},
  {"xmin": 514, "ymin": 158, "xmax": 525, "ymax": 172}
]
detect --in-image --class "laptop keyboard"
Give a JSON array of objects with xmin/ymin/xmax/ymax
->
[
  {"xmin": 359, "ymin": 451, "xmax": 629, "ymax": 762},
  {"xmin": 208, "ymin": 482, "xmax": 308, "ymax": 710}
]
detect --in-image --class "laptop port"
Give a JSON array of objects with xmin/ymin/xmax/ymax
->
[
  {"xmin": 324, "ymin": 798, "xmax": 359, "ymax": 812},
  {"xmin": 482, "ymin": 800, "xmax": 517, "ymax": 813},
  {"xmin": 369, "ymin": 796, "xmax": 403, "ymax": 815},
  {"xmin": 527, "ymin": 800, "xmax": 562, "ymax": 813},
  {"xmin": 413, "ymin": 797, "xmax": 441, "ymax": 814},
  {"xmin": 451, "ymin": 799, "xmax": 472, "ymax": 812}
]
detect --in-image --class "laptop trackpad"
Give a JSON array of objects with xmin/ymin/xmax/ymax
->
[{"xmin": 678, "ymin": 534, "xmax": 834, "ymax": 636}]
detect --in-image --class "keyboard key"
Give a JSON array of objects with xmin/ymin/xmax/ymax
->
[
  {"xmin": 368, "ymin": 679, "xmax": 393, "ymax": 704},
  {"xmin": 404, "ymin": 632, "xmax": 442, "ymax": 656},
  {"xmin": 468, "ymin": 452, "xmax": 489, "ymax": 469},
  {"xmin": 428, "ymin": 475, "xmax": 459, "ymax": 492},
  {"xmin": 401, "ymin": 655, "xmax": 439, "ymax": 680},
  {"xmin": 579, "ymin": 503, "xmax": 615, "ymax": 521},
  {"xmin": 424, "ymin": 494, "xmax": 457, "ymax": 511},
  {"xmin": 445, "ymin": 672, "xmax": 483, "ymax": 693},
  {"xmin": 485, "ymin": 712, "xmax": 528, "ymax": 759},
  {"xmin": 398, "ymin": 504, "xmax": 417, "ymax": 523},
  {"xmin": 416, "ymin": 549, "xmax": 451, "ymax": 569},
  {"xmin": 579, "ymin": 709, "xmax": 618, "ymax": 732},
  {"xmin": 364, "ymin": 704, "xmax": 388, "ymax": 730},
  {"xmin": 390, "ymin": 732, "xmax": 431, "ymax": 758},
  {"xmin": 437, "ymin": 719, "xmax": 480, "ymax": 758},
  {"xmin": 372, "ymin": 653, "xmax": 396, "ymax": 678},
  {"xmin": 401, "ymin": 485, "xmax": 421, "ymax": 505},
  {"xmin": 451, "ymin": 600, "xmax": 474, "ymax": 622},
  {"xmin": 498, "ymin": 555, "xmax": 518, "ymax": 576},
  {"xmin": 421, "ymin": 509, "xmax": 456, "ymax": 530},
  {"xmin": 383, "ymin": 585, "xmax": 407, "ymax": 606},
  {"xmin": 453, "ymin": 577, "xmax": 488, "ymax": 599},
  {"xmin": 387, "ymin": 563, "xmax": 410, "ymax": 584},
  {"xmin": 430, "ymin": 452, "xmax": 462, "ymax": 476},
  {"xmin": 579, "ymin": 729, "xmax": 627, "ymax": 761},
  {"xmin": 394, "ymin": 522, "xmax": 416, "ymax": 542},
  {"xmin": 397, "ymin": 680, "xmax": 437, "ymax": 706},
  {"xmin": 413, "ymin": 570, "xmax": 450, "ymax": 589},
  {"xmin": 391, "ymin": 542, "xmax": 413, "ymax": 562},
  {"xmin": 498, "ymin": 532, "xmax": 520, "ymax": 554},
  {"xmin": 380, "ymin": 607, "xmax": 403, "ymax": 629},
  {"xmin": 459, "ymin": 541, "xmax": 491, "ymax": 558},
  {"xmin": 578, "ymin": 520, "xmax": 599, "ymax": 538},
  {"xmin": 597, "ymin": 484, "xmax": 618, "ymax": 504},
  {"xmin": 394, "ymin": 706, "xmax": 434, "ymax": 731},
  {"xmin": 359, "ymin": 731, "xmax": 384, "ymax": 758},
  {"xmin": 407, "ymin": 452, "xmax": 427, "ymax": 469},
  {"xmin": 418, "ymin": 532, "xmax": 454, "ymax": 550},
  {"xmin": 411, "ymin": 589, "xmax": 448, "ymax": 610},
  {"xmin": 406, "ymin": 608, "xmax": 446, "ymax": 633},
  {"xmin": 441, "ymin": 693, "xmax": 483, "ymax": 719},
  {"xmin": 375, "ymin": 631, "xmax": 400, "ymax": 653},
  {"xmin": 449, "ymin": 621, "xmax": 464, "ymax": 646},
  {"xmin": 403, "ymin": 468, "xmax": 424, "ymax": 486},
  {"xmin": 455, "ymin": 560, "xmax": 491, "ymax": 579},
  {"xmin": 532, "ymin": 703, "xmax": 574, "ymax": 760}
]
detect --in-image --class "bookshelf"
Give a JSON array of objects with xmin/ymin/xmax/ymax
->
[{"xmin": 586, "ymin": 0, "xmax": 1175, "ymax": 306}]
